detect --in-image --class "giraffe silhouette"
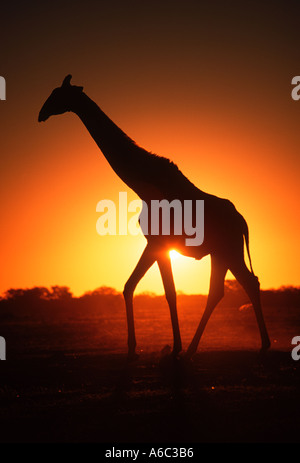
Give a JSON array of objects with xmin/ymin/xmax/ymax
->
[{"xmin": 38, "ymin": 75, "xmax": 271, "ymax": 360}]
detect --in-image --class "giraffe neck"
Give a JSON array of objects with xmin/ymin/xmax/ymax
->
[
  {"xmin": 70, "ymin": 91, "xmax": 201, "ymax": 202},
  {"xmin": 72, "ymin": 92, "xmax": 145, "ymax": 193}
]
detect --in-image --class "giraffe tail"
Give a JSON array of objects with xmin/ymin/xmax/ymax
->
[{"xmin": 241, "ymin": 216, "xmax": 255, "ymax": 274}]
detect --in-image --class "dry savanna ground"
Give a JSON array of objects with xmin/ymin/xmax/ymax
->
[{"xmin": 0, "ymin": 287, "xmax": 299, "ymax": 443}]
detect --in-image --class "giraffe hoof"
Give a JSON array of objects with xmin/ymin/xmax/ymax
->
[
  {"xmin": 172, "ymin": 344, "xmax": 183, "ymax": 356},
  {"xmin": 127, "ymin": 351, "xmax": 139, "ymax": 363},
  {"xmin": 160, "ymin": 345, "xmax": 182, "ymax": 361},
  {"xmin": 259, "ymin": 339, "xmax": 271, "ymax": 354},
  {"xmin": 172, "ymin": 350, "xmax": 182, "ymax": 361},
  {"xmin": 183, "ymin": 346, "xmax": 198, "ymax": 362}
]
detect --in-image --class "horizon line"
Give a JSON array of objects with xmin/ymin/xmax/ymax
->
[{"xmin": 1, "ymin": 282, "xmax": 300, "ymax": 300}]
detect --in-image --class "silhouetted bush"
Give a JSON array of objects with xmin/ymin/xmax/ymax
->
[{"xmin": 0, "ymin": 282, "xmax": 299, "ymax": 322}]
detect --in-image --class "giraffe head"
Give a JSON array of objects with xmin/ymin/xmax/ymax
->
[{"xmin": 38, "ymin": 75, "xmax": 83, "ymax": 122}]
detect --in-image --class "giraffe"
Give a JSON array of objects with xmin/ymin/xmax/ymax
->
[{"xmin": 38, "ymin": 75, "xmax": 271, "ymax": 360}]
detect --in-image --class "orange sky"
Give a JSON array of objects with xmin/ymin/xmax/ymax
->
[{"xmin": 1, "ymin": 1, "xmax": 300, "ymax": 296}]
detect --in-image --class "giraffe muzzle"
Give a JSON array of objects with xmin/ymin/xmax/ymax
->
[{"xmin": 38, "ymin": 111, "xmax": 49, "ymax": 122}]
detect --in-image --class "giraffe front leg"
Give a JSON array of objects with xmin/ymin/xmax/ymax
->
[
  {"xmin": 123, "ymin": 288, "xmax": 138, "ymax": 361},
  {"xmin": 157, "ymin": 252, "xmax": 182, "ymax": 357},
  {"xmin": 123, "ymin": 244, "xmax": 156, "ymax": 361}
]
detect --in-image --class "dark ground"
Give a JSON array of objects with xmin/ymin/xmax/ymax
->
[
  {"xmin": 0, "ymin": 290, "xmax": 299, "ymax": 444},
  {"xmin": 0, "ymin": 344, "xmax": 299, "ymax": 443}
]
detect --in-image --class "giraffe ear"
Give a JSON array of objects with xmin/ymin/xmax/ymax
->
[{"xmin": 62, "ymin": 74, "xmax": 72, "ymax": 87}]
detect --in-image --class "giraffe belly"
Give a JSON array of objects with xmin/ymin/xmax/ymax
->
[{"xmin": 145, "ymin": 234, "xmax": 210, "ymax": 261}]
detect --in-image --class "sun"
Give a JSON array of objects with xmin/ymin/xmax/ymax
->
[{"xmin": 169, "ymin": 249, "xmax": 181, "ymax": 260}]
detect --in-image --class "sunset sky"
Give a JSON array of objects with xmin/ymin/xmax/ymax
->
[{"xmin": 1, "ymin": 0, "xmax": 300, "ymax": 297}]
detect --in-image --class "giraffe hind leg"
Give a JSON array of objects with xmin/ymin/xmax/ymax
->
[
  {"xmin": 230, "ymin": 259, "xmax": 271, "ymax": 352},
  {"xmin": 185, "ymin": 255, "xmax": 228, "ymax": 359}
]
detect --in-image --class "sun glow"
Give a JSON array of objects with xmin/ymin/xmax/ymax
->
[{"xmin": 169, "ymin": 250, "xmax": 181, "ymax": 261}]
